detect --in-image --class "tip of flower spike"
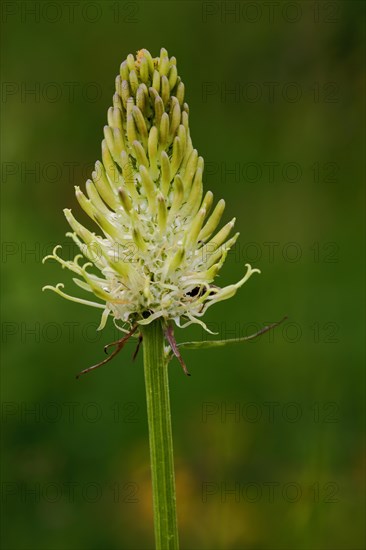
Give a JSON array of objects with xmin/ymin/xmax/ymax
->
[{"xmin": 136, "ymin": 48, "xmax": 153, "ymax": 64}]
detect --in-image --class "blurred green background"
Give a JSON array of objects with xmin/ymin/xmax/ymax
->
[{"xmin": 1, "ymin": 1, "xmax": 365, "ymax": 549}]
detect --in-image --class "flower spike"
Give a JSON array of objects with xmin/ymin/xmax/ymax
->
[{"xmin": 43, "ymin": 48, "xmax": 263, "ymax": 369}]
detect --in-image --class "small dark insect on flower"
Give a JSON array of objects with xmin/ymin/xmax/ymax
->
[{"xmin": 185, "ymin": 285, "xmax": 218, "ymax": 298}]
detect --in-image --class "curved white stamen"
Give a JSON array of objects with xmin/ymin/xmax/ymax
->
[{"xmin": 42, "ymin": 283, "xmax": 106, "ymax": 308}]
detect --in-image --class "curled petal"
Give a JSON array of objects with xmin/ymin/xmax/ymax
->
[
  {"xmin": 176, "ymin": 314, "xmax": 218, "ymax": 334},
  {"xmin": 201, "ymin": 264, "xmax": 261, "ymax": 313},
  {"xmin": 42, "ymin": 283, "xmax": 105, "ymax": 309},
  {"xmin": 137, "ymin": 310, "xmax": 165, "ymax": 325},
  {"xmin": 97, "ymin": 308, "xmax": 111, "ymax": 331}
]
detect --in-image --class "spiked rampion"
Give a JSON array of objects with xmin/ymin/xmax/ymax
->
[
  {"xmin": 42, "ymin": 49, "xmax": 272, "ymax": 550},
  {"xmin": 42, "ymin": 48, "xmax": 260, "ymax": 339}
]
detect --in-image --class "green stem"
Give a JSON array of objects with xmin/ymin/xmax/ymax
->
[{"xmin": 142, "ymin": 320, "xmax": 179, "ymax": 550}]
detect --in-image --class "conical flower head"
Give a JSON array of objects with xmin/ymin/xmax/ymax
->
[{"xmin": 43, "ymin": 48, "xmax": 260, "ymax": 332}]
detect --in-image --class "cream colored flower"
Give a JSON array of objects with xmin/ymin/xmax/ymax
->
[{"xmin": 43, "ymin": 48, "xmax": 260, "ymax": 337}]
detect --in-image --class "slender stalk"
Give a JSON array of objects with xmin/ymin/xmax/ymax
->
[{"xmin": 142, "ymin": 320, "xmax": 179, "ymax": 550}]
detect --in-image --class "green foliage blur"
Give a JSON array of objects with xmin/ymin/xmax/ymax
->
[{"xmin": 1, "ymin": 1, "xmax": 364, "ymax": 549}]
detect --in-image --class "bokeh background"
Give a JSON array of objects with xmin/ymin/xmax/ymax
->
[{"xmin": 1, "ymin": 1, "xmax": 365, "ymax": 549}]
